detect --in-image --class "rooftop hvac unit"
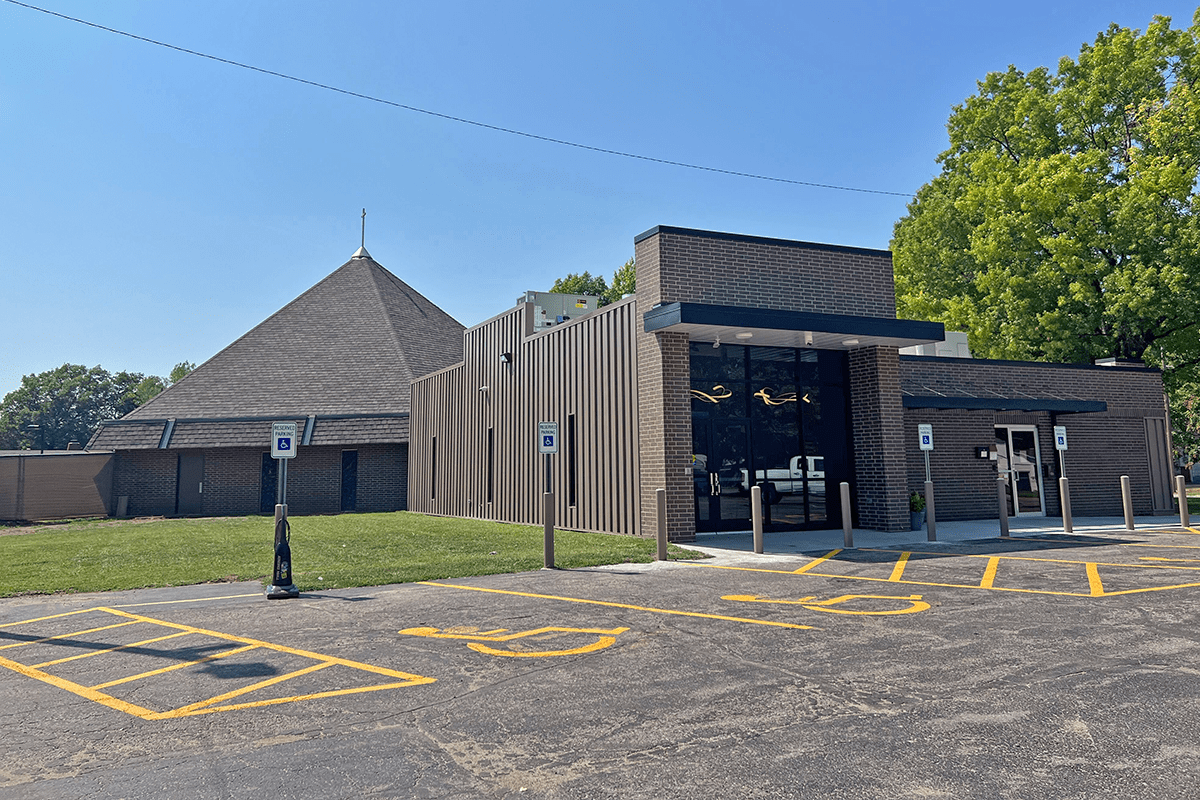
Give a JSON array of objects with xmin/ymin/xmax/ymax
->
[{"xmin": 517, "ymin": 291, "xmax": 600, "ymax": 332}]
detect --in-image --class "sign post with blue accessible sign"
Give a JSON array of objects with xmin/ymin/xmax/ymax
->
[
  {"xmin": 537, "ymin": 421, "xmax": 558, "ymax": 569},
  {"xmin": 267, "ymin": 421, "xmax": 300, "ymax": 599}
]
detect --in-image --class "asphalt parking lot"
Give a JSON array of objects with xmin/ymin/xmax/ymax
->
[{"xmin": 4, "ymin": 523, "xmax": 1200, "ymax": 799}]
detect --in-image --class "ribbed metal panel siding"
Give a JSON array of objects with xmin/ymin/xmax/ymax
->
[{"xmin": 409, "ymin": 299, "xmax": 640, "ymax": 535}]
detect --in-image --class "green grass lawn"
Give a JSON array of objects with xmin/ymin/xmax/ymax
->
[{"xmin": 0, "ymin": 512, "xmax": 706, "ymax": 597}]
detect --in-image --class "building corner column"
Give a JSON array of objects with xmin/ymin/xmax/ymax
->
[{"xmin": 849, "ymin": 346, "xmax": 909, "ymax": 531}]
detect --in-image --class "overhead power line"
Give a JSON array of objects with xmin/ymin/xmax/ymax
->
[{"xmin": 4, "ymin": 0, "xmax": 912, "ymax": 198}]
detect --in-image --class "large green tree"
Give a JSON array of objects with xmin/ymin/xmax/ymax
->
[
  {"xmin": 893, "ymin": 12, "xmax": 1200, "ymax": 368},
  {"xmin": 550, "ymin": 258, "xmax": 636, "ymax": 306},
  {"xmin": 0, "ymin": 362, "xmax": 190, "ymax": 450}
]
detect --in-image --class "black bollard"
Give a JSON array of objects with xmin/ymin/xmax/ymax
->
[{"xmin": 267, "ymin": 505, "xmax": 299, "ymax": 599}]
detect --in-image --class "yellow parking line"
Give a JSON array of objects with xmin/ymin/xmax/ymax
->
[
  {"xmin": 155, "ymin": 680, "xmax": 429, "ymax": 719},
  {"xmin": 888, "ymin": 552, "xmax": 911, "ymax": 582},
  {"xmin": 980, "ymin": 557, "xmax": 1000, "ymax": 589},
  {"xmin": 95, "ymin": 607, "xmax": 433, "ymax": 677},
  {"xmin": 0, "ymin": 607, "xmax": 437, "ymax": 720},
  {"xmin": 167, "ymin": 660, "xmax": 334, "ymax": 716},
  {"xmin": 111, "ymin": 593, "xmax": 260, "ymax": 609},
  {"xmin": 90, "ymin": 644, "xmax": 259, "ymax": 690},
  {"xmin": 1128, "ymin": 543, "xmax": 1200, "ymax": 550},
  {"xmin": 793, "ymin": 549, "xmax": 841, "ymax": 574},
  {"xmin": 0, "ymin": 608, "xmax": 99, "ymax": 628},
  {"xmin": 0, "ymin": 620, "xmax": 141, "ymax": 651},
  {"xmin": 31, "ymin": 630, "xmax": 192, "ymax": 668},
  {"xmin": 418, "ymin": 582, "xmax": 815, "ymax": 630},
  {"xmin": 0, "ymin": 652, "xmax": 160, "ymax": 719},
  {"xmin": 1086, "ymin": 563, "xmax": 1105, "ymax": 596}
]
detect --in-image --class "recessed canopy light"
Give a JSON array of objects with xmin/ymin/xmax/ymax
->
[
  {"xmin": 735, "ymin": 331, "xmax": 753, "ymax": 340},
  {"xmin": 841, "ymin": 338, "xmax": 860, "ymax": 346}
]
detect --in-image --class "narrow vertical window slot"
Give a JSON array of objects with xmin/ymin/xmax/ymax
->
[
  {"xmin": 430, "ymin": 436, "xmax": 438, "ymax": 500},
  {"xmin": 568, "ymin": 413, "xmax": 577, "ymax": 508},
  {"xmin": 487, "ymin": 427, "xmax": 495, "ymax": 504}
]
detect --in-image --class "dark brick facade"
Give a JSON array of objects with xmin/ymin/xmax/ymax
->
[
  {"xmin": 635, "ymin": 227, "xmax": 913, "ymax": 538},
  {"xmin": 849, "ymin": 347, "xmax": 910, "ymax": 531},
  {"xmin": 901, "ymin": 357, "xmax": 1170, "ymax": 519},
  {"xmin": 111, "ymin": 444, "xmax": 408, "ymax": 517}
]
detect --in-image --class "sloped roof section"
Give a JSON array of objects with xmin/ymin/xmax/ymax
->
[{"xmin": 125, "ymin": 253, "xmax": 465, "ymax": 420}]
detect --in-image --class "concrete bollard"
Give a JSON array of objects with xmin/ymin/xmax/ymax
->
[
  {"xmin": 840, "ymin": 481, "xmax": 853, "ymax": 548},
  {"xmin": 1121, "ymin": 475, "xmax": 1135, "ymax": 531},
  {"xmin": 1177, "ymin": 475, "xmax": 1190, "ymax": 529},
  {"xmin": 1059, "ymin": 476, "xmax": 1073, "ymax": 534},
  {"xmin": 656, "ymin": 488, "xmax": 668, "ymax": 561},
  {"xmin": 924, "ymin": 480, "xmax": 936, "ymax": 542},
  {"xmin": 751, "ymin": 485, "xmax": 764, "ymax": 554},
  {"xmin": 997, "ymin": 477, "xmax": 1010, "ymax": 538}
]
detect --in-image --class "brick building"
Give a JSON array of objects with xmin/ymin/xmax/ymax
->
[
  {"xmin": 89, "ymin": 247, "xmax": 464, "ymax": 517},
  {"xmin": 409, "ymin": 226, "xmax": 1173, "ymax": 540}
]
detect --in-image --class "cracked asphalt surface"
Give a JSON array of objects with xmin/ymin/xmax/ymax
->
[{"xmin": 3, "ymin": 527, "xmax": 1200, "ymax": 799}]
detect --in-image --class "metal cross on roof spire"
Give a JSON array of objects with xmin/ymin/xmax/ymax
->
[{"xmin": 361, "ymin": 208, "xmax": 366, "ymax": 248}]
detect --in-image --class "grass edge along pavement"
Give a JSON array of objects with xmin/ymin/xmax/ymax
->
[{"xmin": 0, "ymin": 511, "xmax": 707, "ymax": 597}]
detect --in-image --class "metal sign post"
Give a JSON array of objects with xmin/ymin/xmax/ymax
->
[
  {"xmin": 267, "ymin": 422, "xmax": 299, "ymax": 599},
  {"xmin": 538, "ymin": 422, "xmax": 558, "ymax": 569},
  {"xmin": 918, "ymin": 424, "xmax": 936, "ymax": 541},
  {"xmin": 1054, "ymin": 425, "xmax": 1072, "ymax": 533}
]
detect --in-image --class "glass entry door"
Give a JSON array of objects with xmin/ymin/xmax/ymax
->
[
  {"xmin": 693, "ymin": 420, "xmax": 752, "ymax": 531},
  {"xmin": 690, "ymin": 342, "xmax": 851, "ymax": 533},
  {"xmin": 995, "ymin": 426, "xmax": 1045, "ymax": 516}
]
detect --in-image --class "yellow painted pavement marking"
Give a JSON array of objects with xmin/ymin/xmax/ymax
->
[
  {"xmin": 0, "ymin": 620, "xmax": 141, "ymax": 651},
  {"xmin": 1139, "ymin": 557, "xmax": 1200, "ymax": 563},
  {"xmin": 888, "ymin": 552, "xmax": 911, "ymax": 582},
  {"xmin": 0, "ymin": 607, "xmax": 435, "ymax": 720},
  {"xmin": 418, "ymin": 582, "xmax": 815, "ymax": 630},
  {"xmin": 793, "ymin": 549, "xmax": 841, "ymax": 574},
  {"xmin": 980, "ymin": 557, "xmax": 1000, "ymax": 589},
  {"xmin": 166, "ymin": 660, "xmax": 335, "ymax": 716},
  {"xmin": 688, "ymin": 561, "xmax": 1200, "ymax": 598},
  {"xmin": 111, "ymin": 593, "xmax": 260, "ymax": 609},
  {"xmin": 1086, "ymin": 563, "xmax": 1105, "ymax": 596},
  {"xmin": 31, "ymin": 630, "xmax": 193, "ymax": 669},
  {"xmin": 399, "ymin": 624, "xmax": 630, "ymax": 658},
  {"xmin": 722, "ymin": 593, "xmax": 930, "ymax": 616},
  {"xmin": 90, "ymin": 644, "xmax": 259, "ymax": 690}
]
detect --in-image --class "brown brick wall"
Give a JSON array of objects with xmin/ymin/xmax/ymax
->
[
  {"xmin": 110, "ymin": 444, "xmax": 408, "ymax": 517},
  {"xmin": 112, "ymin": 450, "xmax": 178, "ymax": 516},
  {"xmin": 642, "ymin": 227, "xmax": 896, "ymax": 318},
  {"xmin": 848, "ymin": 347, "xmax": 909, "ymax": 531},
  {"xmin": 635, "ymin": 227, "xmax": 908, "ymax": 537},
  {"xmin": 901, "ymin": 357, "xmax": 1169, "ymax": 519}
]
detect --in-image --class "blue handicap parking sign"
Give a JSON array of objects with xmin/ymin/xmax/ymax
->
[
  {"xmin": 543, "ymin": 435, "xmax": 554, "ymax": 447},
  {"xmin": 278, "ymin": 437, "xmax": 291, "ymax": 451}
]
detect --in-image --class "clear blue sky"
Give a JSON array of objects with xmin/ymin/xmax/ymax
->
[{"xmin": 2, "ymin": 0, "xmax": 1196, "ymax": 398}]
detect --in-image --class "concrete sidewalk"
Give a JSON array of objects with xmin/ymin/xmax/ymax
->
[{"xmin": 685, "ymin": 513, "xmax": 1188, "ymax": 556}]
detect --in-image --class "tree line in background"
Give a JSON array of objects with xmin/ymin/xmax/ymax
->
[
  {"xmin": 892, "ymin": 11, "xmax": 1200, "ymax": 466},
  {"xmin": 0, "ymin": 361, "xmax": 195, "ymax": 450},
  {"xmin": 549, "ymin": 257, "xmax": 635, "ymax": 306}
]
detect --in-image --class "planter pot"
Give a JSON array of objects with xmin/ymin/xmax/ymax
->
[{"xmin": 910, "ymin": 510, "xmax": 926, "ymax": 531}]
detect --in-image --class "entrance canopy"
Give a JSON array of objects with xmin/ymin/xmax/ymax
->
[{"xmin": 644, "ymin": 302, "xmax": 945, "ymax": 351}]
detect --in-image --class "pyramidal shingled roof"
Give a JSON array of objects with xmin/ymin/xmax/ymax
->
[{"xmin": 124, "ymin": 251, "xmax": 465, "ymax": 420}]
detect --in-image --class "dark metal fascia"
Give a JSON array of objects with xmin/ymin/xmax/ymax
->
[
  {"xmin": 643, "ymin": 302, "xmax": 945, "ymax": 341},
  {"xmin": 632, "ymin": 225, "xmax": 892, "ymax": 258}
]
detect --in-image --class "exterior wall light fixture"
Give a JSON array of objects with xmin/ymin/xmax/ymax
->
[{"xmin": 499, "ymin": 352, "xmax": 512, "ymax": 364}]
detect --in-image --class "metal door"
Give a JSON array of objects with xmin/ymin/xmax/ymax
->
[
  {"xmin": 177, "ymin": 454, "xmax": 204, "ymax": 515},
  {"xmin": 995, "ymin": 426, "xmax": 1045, "ymax": 516}
]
